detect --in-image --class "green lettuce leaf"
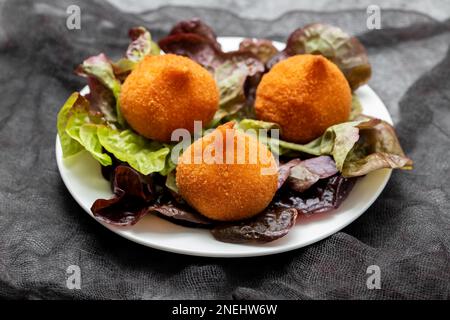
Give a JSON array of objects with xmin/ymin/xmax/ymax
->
[
  {"xmin": 76, "ymin": 53, "xmax": 121, "ymax": 95},
  {"xmin": 236, "ymin": 119, "xmax": 280, "ymax": 132},
  {"xmin": 57, "ymin": 93, "xmax": 86, "ymax": 157},
  {"xmin": 65, "ymin": 106, "xmax": 91, "ymax": 144},
  {"xmin": 86, "ymin": 77, "xmax": 117, "ymax": 123},
  {"xmin": 57, "ymin": 93, "xmax": 172, "ymax": 175},
  {"xmin": 240, "ymin": 118, "xmax": 372, "ymax": 170},
  {"xmin": 79, "ymin": 124, "xmax": 112, "ymax": 166},
  {"xmin": 97, "ymin": 126, "xmax": 170, "ymax": 175}
]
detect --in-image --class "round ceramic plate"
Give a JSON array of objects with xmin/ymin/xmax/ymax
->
[{"xmin": 56, "ymin": 37, "xmax": 393, "ymax": 257}]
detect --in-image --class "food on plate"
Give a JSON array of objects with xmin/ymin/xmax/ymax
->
[
  {"xmin": 255, "ymin": 54, "xmax": 351, "ymax": 143},
  {"xmin": 57, "ymin": 19, "xmax": 413, "ymax": 244},
  {"xmin": 120, "ymin": 54, "xmax": 219, "ymax": 142},
  {"xmin": 211, "ymin": 207, "xmax": 298, "ymax": 243},
  {"xmin": 176, "ymin": 122, "xmax": 278, "ymax": 221}
]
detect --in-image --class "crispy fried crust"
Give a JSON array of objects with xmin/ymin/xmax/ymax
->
[
  {"xmin": 119, "ymin": 54, "xmax": 219, "ymax": 142},
  {"xmin": 255, "ymin": 54, "xmax": 351, "ymax": 143},
  {"xmin": 176, "ymin": 123, "xmax": 278, "ymax": 221}
]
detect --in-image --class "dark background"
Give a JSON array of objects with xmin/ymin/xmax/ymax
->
[{"xmin": 0, "ymin": 0, "xmax": 449, "ymax": 299}]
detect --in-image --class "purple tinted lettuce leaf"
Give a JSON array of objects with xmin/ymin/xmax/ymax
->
[
  {"xmin": 91, "ymin": 192, "xmax": 148, "ymax": 226},
  {"xmin": 288, "ymin": 156, "xmax": 338, "ymax": 192},
  {"xmin": 268, "ymin": 118, "xmax": 405, "ymax": 177},
  {"xmin": 91, "ymin": 165, "xmax": 155, "ymax": 226},
  {"xmin": 159, "ymin": 20, "xmax": 266, "ymax": 126},
  {"xmin": 168, "ymin": 18, "xmax": 220, "ymax": 50},
  {"xmin": 112, "ymin": 165, "xmax": 154, "ymax": 201},
  {"xmin": 159, "ymin": 33, "xmax": 221, "ymax": 71},
  {"xmin": 277, "ymin": 158, "xmax": 302, "ymax": 189},
  {"xmin": 148, "ymin": 203, "xmax": 215, "ymax": 228},
  {"xmin": 239, "ymin": 38, "xmax": 279, "ymax": 64},
  {"xmin": 211, "ymin": 207, "xmax": 298, "ymax": 243},
  {"xmin": 275, "ymin": 175, "xmax": 356, "ymax": 216},
  {"xmin": 342, "ymin": 117, "xmax": 413, "ymax": 177},
  {"xmin": 92, "ymin": 165, "xmax": 212, "ymax": 228},
  {"xmin": 126, "ymin": 26, "xmax": 160, "ymax": 62},
  {"xmin": 85, "ymin": 77, "xmax": 117, "ymax": 122},
  {"xmin": 211, "ymin": 56, "xmax": 264, "ymax": 126},
  {"xmin": 266, "ymin": 51, "xmax": 290, "ymax": 70},
  {"xmin": 75, "ymin": 53, "xmax": 121, "ymax": 95},
  {"xmin": 75, "ymin": 53, "xmax": 124, "ymax": 125}
]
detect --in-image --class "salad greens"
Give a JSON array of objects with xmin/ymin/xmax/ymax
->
[
  {"xmin": 97, "ymin": 127, "xmax": 170, "ymax": 175},
  {"xmin": 57, "ymin": 93, "xmax": 88, "ymax": 158},
  {"xmin": 236, "ymin": 117, "xmax": 412, "ymax": 178},
  {"xmin": 57, "ymin": 19, "xmax": 413, "ymax": 244},
  {"xmin": 59, "ymin": 22, "xmax": 411, "ymax": 185}
]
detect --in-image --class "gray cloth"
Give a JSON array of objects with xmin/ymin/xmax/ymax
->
[{"xmin": 0, "ymin": 0, "xmax": 449, "ymax": 300}]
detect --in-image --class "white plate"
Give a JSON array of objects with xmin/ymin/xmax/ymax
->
[{"xmin": 56, "ymin": 37, "xmax": 393, "ymax": 258}]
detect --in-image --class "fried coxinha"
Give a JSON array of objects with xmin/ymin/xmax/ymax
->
[
  {"xmin": 120, "ymin": 54, "xmax": 219, "ymax": 142},
  {"xmin": 255, "ymin": 54, "xmax": 352, "ymax": 143},
  {"xmin": 176, "ymin": 122, "xmax": 278, "ymax": 221},
  {"xmin": 118, "ymin": 52, "xmax": 357, "ymax": 221}
]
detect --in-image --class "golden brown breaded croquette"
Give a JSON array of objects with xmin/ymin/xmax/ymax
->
[
  {"xmin": 119, "ymin": 54, "xmax": 219, "ymax": 142},
  {"xmin": 176, "ymin": 122, "xmax": 278, "ymax": 221},
  {"xmin": 255, "ymin": 54, "xmax": 352, "ymax": 143}
]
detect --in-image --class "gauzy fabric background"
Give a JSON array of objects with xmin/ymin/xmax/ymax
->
[{"xmin": 0, "ymin": 0, "xmax": 449, "ymax": 299}]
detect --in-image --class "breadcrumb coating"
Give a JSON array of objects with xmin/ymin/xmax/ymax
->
[
  {"xmin": 119, "ymin": 54, "xmax": 219, "ymax": 142},
  {"xmin": 176, "ymin": 123, "xmax": 278, "ymax": 221},
  {"xmin": 255, "ymin": 54, "xmax": 351, "ymax": 143}
]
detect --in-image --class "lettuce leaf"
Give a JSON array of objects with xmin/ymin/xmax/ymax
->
[
  {"xmin": 79, "ymin": 124, "xmax": 113, "ymax": 166},
  {"xmin": 238, "ymin": 117, "xmax": 412, "ymax": 177},
  {"xmin": 126, "ymin": 27, "xmax": 160, "ymax": 62},
  {"xmin": 342, "ymin": 118, "xmax": 413, "ymax": 177},
  {"xmin": 85, "ymin": 77, "xmax": 117, "ymax": 123},
  {"xmin": 57, "ymin": 93, "xmax": 86, "ymax": 157},
  {"xmin": 236, "ymin": 119, "xmax": 280, "ymax": 132},
  {"xmin": 239, "ymin": 38, "xmax": 279, "ymax": 64},
  {"xmin": 113, "ymin": 26, "xmax": 161, "ymax": 77},
  {"xmin": 58, "ymin": 94, "xmax": 171, "ymax": 175},
  {"xmin": 76, "ymin": 53, "xmax": 121, "ymax": 95},
  {"xmin": 211, "ymin": 207, "xmax": 298, "ymax": 243},
  {"xmin": 97, "ymin": 126, "xmax": 170, "ymax": 175},
  {"xmin": 168, "ymin": 18, "xmax": 221, "ymax": 50},
  {"xmin": 288, "ymin": 156, "xmax": 338, "ymax": 192}
]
